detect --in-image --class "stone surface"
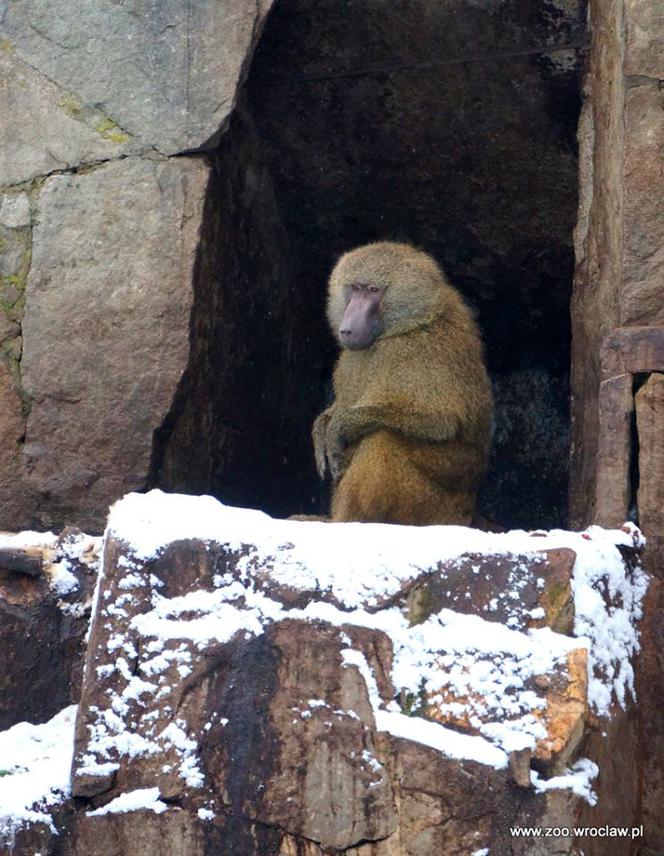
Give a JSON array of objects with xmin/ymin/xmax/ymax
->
[
  {"xmin": 624, "ymin": 0, "xmax": 664, "ymax": 78},
  {"xmin": 0, "ymin": 494, "xmax": 650, "ymax": 853},
  {"xmin": 406, "ymin": 547, "xmax": 577, "ymax": 633},
  {"xmin": 17, "ymin": 156, "xmax": 209, "ymax": 532},
  {"xmin": 571, "ymin": 0, "xmax": 664, "ymax": 531},
  {"xmin": 11, "ymin": 494, "xmax": 630, "ymax": 856},
  {"xmin": 622, "ymin": 83, "xmax": 664, "ymax": 326},
  {"xmin": 636, "ymin": 373, "xmax": 664, "ymax": 558},
  {"xmin": 0, "ymin": 194, "xmax": 30, "ymax": 229},
  {"xmin": 569, "ymin": 0, "xmax": 624, "ymax": 528},
  {"xmin": 0, "ymin": 52, "xmax": 139, "ymax": 187},
  {"xmin": 635, "ymin": 577, "xmax": 664, "ymax": 854},
  {"xmin": 594, "ymin": 373, "xmax": 633, "ymax": 528},
  {"xmin": 0, "ymin": 0, "xmax": 274, "ymax": 157},
  {"xmin": 0, "ymin": 363, "xmax": 29, "ymax": 531},
  {"xmin": 0, "ymin": 529, "xmax": 99, "ymax": 729}
]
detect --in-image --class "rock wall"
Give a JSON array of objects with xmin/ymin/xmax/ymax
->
[
  {"xmin": 569, "ymin": 4, "xmax": 664, "ymax": 849},
  {"xmin": 0, "ymin": 1, "xmax": 274, "ymax": 531},
  {"xmin": 570, "ymin": 0, "xmax": 664, "ymax": 531},
  {"xmin": 0, "ymin": 0, "xmax": 588, "ymax": 531},
  {"xmin": 0, "ymin": 493, "xmax": 650, "ymax": 855}
]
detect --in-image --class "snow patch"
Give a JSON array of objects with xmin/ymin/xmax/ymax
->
[
  {"xmin": 88, "ymin": 787, "xmax": 168, "ymax": 816},
  {"xmin": 0, "ymin": 706, "xmax": 76, "ymax": 843}
]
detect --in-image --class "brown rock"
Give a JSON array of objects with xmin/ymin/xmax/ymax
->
[
  {"xmin": 19, "ymin": 156, "xmax": 209, "ymax": 532},
  {"xmin": 0, "ymin": 362, "xmax": 30, "ymax": 537},
  {"xmin": 624, "ymin": 0, "xmax": 664, "ymax": 78},
  {"xmin": 636, "ymin": 373, "xmax": 664, "ymax": 566},
  {"xmin": 593, "ymin": 372, "xmax": 633, "ymax": 528},
  {"xmin": 0, "ymin": 530, "xmax": 98, "ymax": 729},
  {"xmin": 407, "ymin": 547, "xmax": 577, "ymax": 633},
  {"xmin": 533, "ymin": 647, "xmax": 588, "ymax": 769},
  {"xmin": 55, "ymin": 513, "xmax": 643, "ymax": 855},
  {"xmin": 622, "ymin": 84, "xmax": 664, "ymax": 326}
]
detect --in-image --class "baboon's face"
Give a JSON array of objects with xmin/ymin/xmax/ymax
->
[{"xmin": 338, "ymin": 281, "xmax": 385, "ymax": 350}]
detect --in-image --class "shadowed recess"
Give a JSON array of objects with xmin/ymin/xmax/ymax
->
[{"xmin": 151, "ymin": 0, "xmax": 586, "ymax": 530}]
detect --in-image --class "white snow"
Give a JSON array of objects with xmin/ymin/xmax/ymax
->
[
  {"xmin": 0, "ymin": 706, "xmax": 76, "ymax": 842},
  {"xmin": 341, "ymin": 647, "xmax": 508, "ymax": 768},
  {"xmin": 87, "ymin": 787, "xmax": 168, "ymax": 816},
  {"xmin": 531, "ymin": 758, "xmax": 599, "ymax": 805},
  {"xmin": 0, "ymin": 531, "xmax": 57, "ymax": 550}
]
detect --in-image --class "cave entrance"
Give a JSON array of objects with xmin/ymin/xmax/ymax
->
[{"xmin": 154, "ymin": 0, "xmax": 587, "ymax": 530}]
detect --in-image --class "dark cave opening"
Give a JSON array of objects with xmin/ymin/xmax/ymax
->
[{"xmin": 154, "ymin": 0, "xmax": 587, "ymax": 530}]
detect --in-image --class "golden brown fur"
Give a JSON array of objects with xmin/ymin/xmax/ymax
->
[{"xmin": 313, "ymin": 241, "xmax": 493, "ymax": 525}]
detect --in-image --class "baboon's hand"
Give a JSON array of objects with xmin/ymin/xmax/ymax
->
[{"xmin": 312, "ymin": 409, "xmax": 333, "ymax": 479}]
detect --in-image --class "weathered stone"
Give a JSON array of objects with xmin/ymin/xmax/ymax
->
[
  {"xmin": 594, "ymin": 373, "xmax": 633, "ymax": 528},
  {"xmin": 0, "ymin": 221, "xmax": 30, "ymax": 279},
  {"xmin": 407, "ymin": 547, "xmax": 577, "ymax": 634},
  {"xmin": 622, "ymin": 84, "xmax": 664, "ymax": 326},
  {"xmin": 624, "ymin": 0, "xmax": 664, "ymax": 78},
  {"xmin": 570, "ymin": 0, "xmax": 625, "ymax": 527},
  {"xmin": 600, "ymin": 326, "xmax": 664, "ymax": 378},
  {"xmin": 0, "ymin": 52, "xmax": 139, "ymax": 187},
  {"xmin": 0, "ymin": 314, "xmax": 19, "ymax": 342},
  {"xmin": 636, "ymin": 373, "xmax": 664, "ymax": 558},
  {"xmin": 635, "ymin": 577, "xmax": 664, "ymax": 854},
  {"xmin": 0, "ymin": 194, "xmax": 30, "ymax": 229},
  {"xmin": 423, "ymin": 646, "xmax": 587, "ymax": 773},
  {"xmin": 0, "ymin": 529, "xmax": 99, "ymax": 729},
  {"xmin": 19, "ymin": 156, "xmax": 209, "ymax": 532},
  {"xmin": 0, "ymin": 362, "xmax": 28, "ymax": 531},
  {"xmin": 0, "ymin": 0, "xmax": 274, "ymax": 157},
  {"xmin": 53, "ymin": 495, "xmax": 647, "ymax": 855}
]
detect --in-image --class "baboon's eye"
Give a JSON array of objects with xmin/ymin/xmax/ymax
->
[
  {"xmin": 368, "ymin": 284, "xmax": 380, "ymax": 293},
  {"xmin": 350, "ymin": 283, "xmax": 361, "ymax": 292}
]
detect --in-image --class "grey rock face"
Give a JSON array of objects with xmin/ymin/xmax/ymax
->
[
  {"xmin": 0, "ymin": 52, "xmax": 140, "ymax": 187},
  {"xmin": 0, "ymin": 0, "xmax": 273, "ymax": 157},
  {"xmin": 20, "ymin": 157, "xmax": 209, "ymax": 531}
]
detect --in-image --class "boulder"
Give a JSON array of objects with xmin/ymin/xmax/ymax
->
[
  {"xmin": 0, "ymin": 0, "xmax": 274, "ymax": 157},
  {"xmin": 0, "ymin": 528, "xmax": 100, "ymax": 729},
  {"xmin": 17, "ymin": 157, "xmax": 209, "ymax": 532},
  {"xmin": 0, "ymin": 492, "xmax": 645, "ymax": 855}
]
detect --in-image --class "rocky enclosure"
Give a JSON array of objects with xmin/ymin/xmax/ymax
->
[{"xmin": 0, "ymin": 492, "xmax": 651, "ymax": 855}]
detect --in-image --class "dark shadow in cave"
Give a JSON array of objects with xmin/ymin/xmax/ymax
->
[{"xmin": 150, "ymin": 0, "xmax": 587, "ymax": 530}]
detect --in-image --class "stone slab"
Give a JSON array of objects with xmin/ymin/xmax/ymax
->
[
  {"xmin": 622, "ymin": 84, "xmax": 664, "ymax": 326},
  {"xmin": 0, "ymin": 0, "xmax": 274, "ymax": 157},
  {"xmin": 19, "ymin": 156, "xmax": 209, "ymax": 531}
]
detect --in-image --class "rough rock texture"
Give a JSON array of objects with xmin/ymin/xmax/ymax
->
[
  {"xmin": 0, "ymin": 493, "xmax": 646, "ymax": 856},
  {"xmin": 636, "ymin": 373, "xmax": 664, "ymax": 563},
  {"xmin": 0, "ymin": 0, "xmax": 276, "ymax": 533},
  {"xmin": 0, "ymin": 0, "xmax": 273, "ymax": 156},
  {"xmin": 570, "ymin": 0, "xmax": 624, "ymax": 529},
  {"xmin": 0, "ymin": 51, "xmax": 140, "ymax": 187},
  {"xmin": 571, "ymin": 0, "xmax": 664, "ymax": 528},
  {"xmin": 16, "ymin": 157, "xmax": 209, "ymax": 532},
  {"xmin": 0, "ymin": 529, "xmax": 99, "ymax": 729}
]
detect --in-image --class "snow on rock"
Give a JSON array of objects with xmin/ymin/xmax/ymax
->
[
  {"xmin": 66, "ymin": 490, "xmax": 647, "ymax": 840},
  {"xmin": 106, "ymin": 490, "xmax": 646, "ymax": 716},
  {"xmin": 0, "ymin": 705, "xmax": 77, "ymax": 844},
  {"xmin": 88, "ymin": 787, "xmax": 168, "ymax": 816}
]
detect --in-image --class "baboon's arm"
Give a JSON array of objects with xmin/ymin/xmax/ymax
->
[
  {"xmin": 326, "ymin": 403, "xmax": 459, "ymax": 481},
  {"xmin": 312, "ymin": 407, "xmax": 334, "ymax": 478}
]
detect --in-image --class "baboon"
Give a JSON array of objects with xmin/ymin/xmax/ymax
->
[{"xmin": 313, "ymin": 241, "xmax": 493, "ymax": 526}]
